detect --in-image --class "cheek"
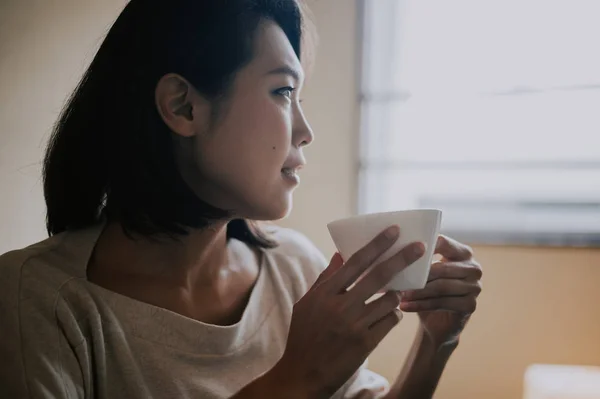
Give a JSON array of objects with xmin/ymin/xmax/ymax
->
[
  {"xmin": 199, "ymin": 98, "xmax": 292, "ymax": 176},
  {"xmin": 252, "ymin": 98, "xmax": 291, "ymax": 142},
  {"xmin": 234, "ymin": 98, "xmax": 292, "ymax": 163}
]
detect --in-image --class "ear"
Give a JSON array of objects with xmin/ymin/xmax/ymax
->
[{"xmin": 155, "ymin": 73, "xmax": 209, "ymax": 138}]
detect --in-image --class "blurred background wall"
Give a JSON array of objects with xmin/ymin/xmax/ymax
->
[{"xmin": 1, "ymin": 1, "xmax": 599, "ymax": 397}]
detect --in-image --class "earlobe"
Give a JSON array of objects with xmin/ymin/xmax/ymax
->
[{"xmin": 155, "ymin": 73, "xmax": 199, "ymax": 138}]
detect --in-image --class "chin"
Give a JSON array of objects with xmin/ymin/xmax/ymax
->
[
  {"xmin": 274, "ymin": 202, "xmax": 293, "ymax": 220},
  {"xmin": 266, "ymin": 201, "xmax": 293, "ymax": 221},
  {"xmin": 247, "ymin": 195, "xmax": 293, "ymax": 222}
]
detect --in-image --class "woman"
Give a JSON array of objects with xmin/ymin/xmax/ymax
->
[{"xmin": 0, "ymin": 0, "xmax": 483, "ymax": 398}]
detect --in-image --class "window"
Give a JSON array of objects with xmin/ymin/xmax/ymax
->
[{"xmin": 358, "ymin": 0, "xmax": 600, "ymax": 246}]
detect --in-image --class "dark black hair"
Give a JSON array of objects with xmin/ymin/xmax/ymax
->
[{"xmin": 43, "ymin": 0, "xmax": 310, "ymax": 247}]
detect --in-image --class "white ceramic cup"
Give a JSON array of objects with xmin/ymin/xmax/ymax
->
[{"xmin": 327, "ymin": 209, "xmax": 442, "ymax": 292}]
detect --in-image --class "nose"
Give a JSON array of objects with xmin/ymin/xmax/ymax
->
[{"xmin": 292, "ymin": 104, "xmax": 314, "ymax": 148}]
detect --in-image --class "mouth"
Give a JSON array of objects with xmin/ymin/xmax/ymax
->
[{"xmin": 281, "ymin": 167, "xmax": 301, "ymax": 184}]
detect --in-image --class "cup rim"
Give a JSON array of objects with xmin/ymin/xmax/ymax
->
[{"xmin": 327, "ymin": 208, "xmax": 442, "ymax": 228}]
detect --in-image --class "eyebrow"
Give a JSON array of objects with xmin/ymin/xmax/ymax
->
[{"xmin": 266, "ymin": 66, "xmax": 303, "ymax": 82}]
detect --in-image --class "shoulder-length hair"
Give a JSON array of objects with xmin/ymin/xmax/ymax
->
[{"xmin": 43, "ymin": 0, "xmax": 311, "ymax": 248}]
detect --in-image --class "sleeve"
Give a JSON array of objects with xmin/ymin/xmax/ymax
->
[{"xmin": 0, "ymin": 251, "xmax": 85, "ymax": 398}]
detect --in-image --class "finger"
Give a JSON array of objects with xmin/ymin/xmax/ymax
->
[
  {"xmin": 435, "ymin": 235, "xmax": 473, "ymax": 261},
  {"xmin": 400, "ymin": 295, "xmax": 477, "ymax": 314},
  {"xmin": 367, "ymin": 308, "xmax": 403, "ymax": 349},
  {"xmin": 359, "ymin": 291, "xmax": 401, "ymax": 328},
  {"xmin": 427, "ymin": 261, "xmax": 483, "ymax": 282},
  {"xmin": 401, "ymin": 279, "xmax": 481, "ymax": 302},
  {"xmin": 329, "ymin": 225, "xmax": 400, "ymax": 293},
  {"xmin": 313, "ymin": 253, "xmax": 344, "ymax": 287},
  {"xmin": 351, "ymin": 242, "xmax": 425, "ymax": 302}
]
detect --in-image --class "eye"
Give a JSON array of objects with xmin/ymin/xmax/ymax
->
[{"xmin": 275, "ymin": 86, "xmax": 296, "ymax": 99}]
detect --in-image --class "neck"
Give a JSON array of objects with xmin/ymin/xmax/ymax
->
[
  {"xmin": 88, "ymin": 220, "xmax": 263, "ymax": 325},
  {"xmin": 89, "ymin": 220, "xmax": 231, "ymax": 290}
]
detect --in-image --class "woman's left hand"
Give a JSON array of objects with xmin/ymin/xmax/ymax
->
[{"xmin": 399, "ymin": 235, "xmax": 483, "ymax": 347}]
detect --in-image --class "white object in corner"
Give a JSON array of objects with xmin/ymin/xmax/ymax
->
[{"xmin": 523, "ymin": 364, "xmax": 600, "ymax": 399}]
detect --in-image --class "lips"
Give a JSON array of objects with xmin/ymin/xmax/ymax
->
[
  {"xmin": 282, "ymin": 156, "xmax": 306, "ymax": 172},
  {"xmin": 281, "ymin": 167, "xmax": 300, "ymax": 184},
  {"xmin": 281, "ymin": 153, "xmax": 306, "ymax": 184},
  {"xmin": 281, "ymin": 164, "xmax": 303, "ymax": 179},
  {"xmin": 281, "ymin": 167, "xmax": 298, "ymax": 177}
]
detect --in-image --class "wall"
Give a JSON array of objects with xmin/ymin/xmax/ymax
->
[
  {"xmin": 2, "ymin": 1, "xmax": 599, "ymax": 398},
  {"xmin": 0, "ymin": 0, "xmax": 127, "ymax": 252}
]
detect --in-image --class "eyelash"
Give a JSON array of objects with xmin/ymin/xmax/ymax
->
[{"xmin": 275, "ymin": 86, "xmax": 296, "ymax": 99}]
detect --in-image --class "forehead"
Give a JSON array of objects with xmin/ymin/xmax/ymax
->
[{"xmin": 247, "ymin": 19, "xmax": 304, "ymax": 80}]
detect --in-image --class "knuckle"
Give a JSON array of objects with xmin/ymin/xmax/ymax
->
[
  {"xmin": 442, "ymin": 286, "xmax": 454, "ymax": 297},
  {"xmin": 323, "ymin": 298, "xmax": 344, "ymax": 317},
  {"xmin": 428, "ymin": 262, "xmax": 443, "ymax": 278},
  {"xmin": 375, "ymin": 231, "xmax": 391, "ymax": 246},
  {"xmin": 348, "ymin": 320, "xmax": 363, "ymax": 336},
  {"xmin": 422, "ymin": 298, "xmax": 437, "ymax": 310},
  {"xmin": 370, "ymin": 233, "xmax": 392, "ymax": 253},
  {"xmin": 423, "ymin": 279, "xmax": 439, "ymax": 294},
  {"xmin": 352, "ymin": 246, "xmax": 379, "ymax": 268},
  {"xmin": 348, "ymin": 250, "xmax": 368, "ymax": 268},
  {"xmin": 407, "ymin": 242, "xmax": 424, "ymax": 262},
  {"xmin": 434, "ymin": 280, "xmax": 450, "ymax": 295},
  {"xmin": 439, "ymin": 265, "xmax": 451, "ymax": 279},
  {"xmin": 371, "ymin": 263, "xmax": 394, "ymax": 285},
  {"xmin": 467, "ymin": 298, "xmax": 477, "ymax": 313},
  {"xmin": 334, "ymin": 315, "xmax": 356, "ymax": 338},
  {"xmin": 394, "ymin": 248, "xmax": 413, "ymax": 268},
  {"xmin": 474, "ymin": 263, "xmax": 484, "ymax": 278}
]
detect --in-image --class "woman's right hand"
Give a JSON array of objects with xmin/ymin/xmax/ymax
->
[{"xmin": 271, "ymin": 226, "xmax": 425, "ymax": 398}]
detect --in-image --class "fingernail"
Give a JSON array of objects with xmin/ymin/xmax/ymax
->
[
  {"xmin": 414, "ymin": 242, "xmax": 425, "ymax": 256},
  {"xmin": 385, "ymin": 225, "xmax": 400, "ymax": 240}
]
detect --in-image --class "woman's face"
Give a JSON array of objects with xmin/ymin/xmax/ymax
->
[{"xmin": 168, "ymin": 20, "xmax": 313, "ymax": 221}]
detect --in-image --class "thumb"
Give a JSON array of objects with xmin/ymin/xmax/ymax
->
[
  {"xmin": 314, "ymin": 252, "xmax": 344, "ymax": 287},
  {"xmin": 435, "ymin": 235, "xmax": 473, "ymax": 261}
]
